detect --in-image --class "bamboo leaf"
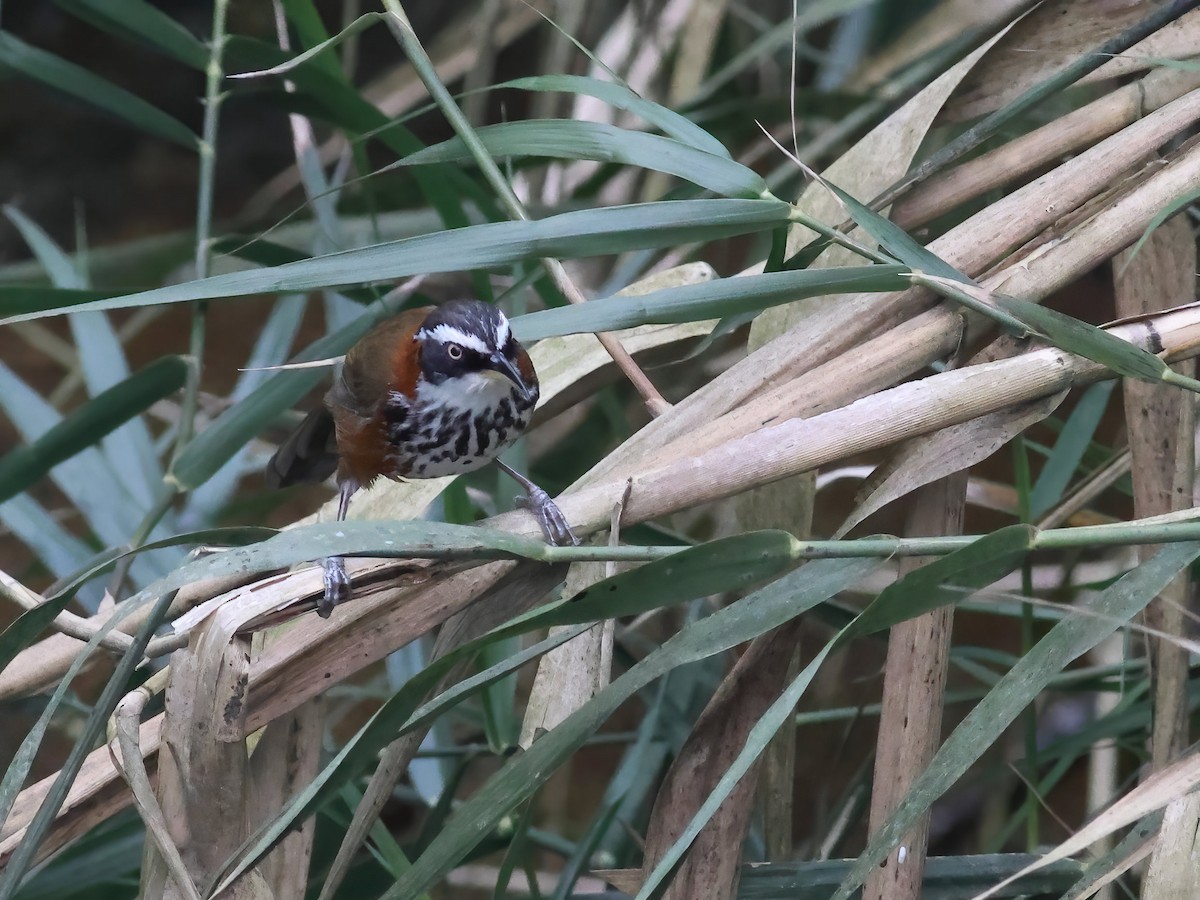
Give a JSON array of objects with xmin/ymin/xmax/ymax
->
[
  {"xmin": 832, "ymin": 540, "xmax": 1200, "ymax": 900},
  {"xmin": 1, "ymin": 199, "xmax": 792, "ymax": 322},
  {"xmin": 0, "ymin": 356, "xmax": 188, "ymax": 505},
  {"xmin": 228, "ymin": 12, "xmax": 385, "ymax": 80},
  {"xmin": 513, "ymin": 265, "xmax": 910, "ymax": 340},
  {"xmin": 377, "ymin": 555, "xmax": 881, "ymax": 899},
  {"xmin": 0, "ymin": 286, "xmax": 117, "ymax": 317},
  {"xmin": 399, "ymin": 121, "xmax": 765, "ymax": 198},
  {"xmin": 994, "ymin": 290, "xmax": 1200, "ymax": 392},
  {"xmin": 1030, "ymin": 382, "xmax": 1114, "ymax": 518},
  {"xmin": 53, "ymin": 0, "xmax": 208, "ymax": 67},
  {"xmin": 0, "ymin": 31, "xmax": 197, "ymax": 149},
  {"xmin": 504, "ymin": 74, "xmax": 730, "ymax": 158},
  {"xmin": 211, "ymin": 531, "xmax": 804, "ymax": 893}
]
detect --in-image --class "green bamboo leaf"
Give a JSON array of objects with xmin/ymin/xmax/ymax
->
[
  {"xmin": 0, "ymin": 587, "xmax": 178, "ymax": 897},
  {"xmin": 504, "ymin": 74, "xmax": 730, "ymax": 158},
  {"xmin": 637, "ymin": 526, "xmax": 1036, "ymax": 898},
  {"xmin": 832, "ymin": 540, "xmax": 1200, "ymax": 900},
  {"xmin": 210, "ymin": 531, "xmax": 804, "ymax": 894},
  {"xmin": 53, "ymin": 0, "xmax": 208, "ymax": 67},
  {"xmin": 279, "ymin": 0, "xmax": 352, "ymax": 78},
  {"xmin": 730, "ymin": 854, "xmax": 1083, "ymax": 898},
  {"xmin": 813, "ymin": 172, "xmax": 1200, "ymax": 392},
  {"xmin": 118, "ymin": 521, "xmax": 564, "ymax": 611},
  {"xmin": 993, "ymin": 290, "xmax": 1200, "ymax": 393},
  {"xmin": 1, "ymin": 199, "xmax": 792, "ymax": 322},
  {"xmin": 1030, "ymin": 381, "xmax": 1114, "ymax": 519},
  {"xmin": 0, "ymin": 31, "xmax": 197, "ymax": 149},
  {"xmin": 0, "ymin": 356, "xmax": 188, "ymax": 504},
  {"xmin": 0, "ymin": 286, "xmax": 117, "ymax": 317},
  {"xmin": 378, "ymin": 554, "xmax": 882, "ymax": 899},
  {"xmin": 400, "ymin": 121, "xmax": 765, "ymax": 198},
  {"xmin": 44, "ymin": 526, "xmax": 278, "ymax": 605},
  {"xmin": 512, "ymin": 265, "xmax": 910, "ymax": 340},
  {"xmin": 228, "ymin": 12, "xmax": 385, "ymax": 80}
]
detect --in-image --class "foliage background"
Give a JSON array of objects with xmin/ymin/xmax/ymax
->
[{"xmin": 2, "ymin": 1, "xmax": 1200, "ymax": 898}]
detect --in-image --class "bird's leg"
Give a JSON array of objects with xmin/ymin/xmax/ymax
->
[
  {"xmin": 319, "ymin": 481, "xmax": 356, "ymax": 618},
  {"xmin": 495, "ymin": 460, "xmax": 578, "ymax": 546}
]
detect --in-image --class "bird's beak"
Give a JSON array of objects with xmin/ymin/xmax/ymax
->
[{"xmin": 490, "ymin": 353, "xmax": 534, "ymax": 400}]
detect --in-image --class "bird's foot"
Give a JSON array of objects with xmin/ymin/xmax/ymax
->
[
  {"xmin": 319, "ymin": 556, "xmax": 351, "ymax": 618},
  {"xmin": 516, "ymin": 486, "xmax": 579, "ymax": 547}
]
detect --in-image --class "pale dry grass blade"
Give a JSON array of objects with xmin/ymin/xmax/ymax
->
[
  {"xmin": 152, "ymin": 617, "xmax": 254, "ymax": 897},
  {"xmin": 752, "ymin": 21, "xmax": 1010, "ymax": 342},
  {"xmin": 941, "ymin": 0, "xmax": 1177, "ymax": 122},
  {"xmin": 108, "ymin": 678, "xmax": 201, "ymax": 900},
  {"xmin": 518, "ymin": 491, "xmax": 627, "ymax": 747},
  {"xmin": 863, "ymin": 473, "xmax": 965, "ymax": 900},
  {"xmin": 835, "ymin": 391, "xmax": 1068, "ymax": 539},
  {"xmin": 244, "ymin": 699, "xmax": 323, "ymax": 897},
  {"xmin": 971, "ymin": 750, "xmax": 1200, "ymax": 899}
]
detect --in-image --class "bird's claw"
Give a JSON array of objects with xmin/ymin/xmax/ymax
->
[
  {"xmin": 320, "ymin": 556, "xmax": 351, "ymax": 618},
  {"xmin": 516, "ymin": 487, "xmax": 579, "ymax": 547}
]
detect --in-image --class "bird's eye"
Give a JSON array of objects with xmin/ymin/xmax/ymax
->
[{"xmin": 447, "ymin": 343, "xmax": 463, "ymax": 360}]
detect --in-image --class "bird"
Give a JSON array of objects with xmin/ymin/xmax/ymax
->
[{"xmin": 266, "ymin": 299, "xmax": 577, "ymax": 617}]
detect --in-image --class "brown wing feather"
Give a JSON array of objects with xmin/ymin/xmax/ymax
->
[
  {"xmin": 326, "ymin": 306, "xmax": 432, "ymax": 488},
  {"xmin": 264, "ymin": 406, "xmax": 337, "ymax": 488}
]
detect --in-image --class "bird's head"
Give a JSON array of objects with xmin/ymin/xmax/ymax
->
[{"xmin": 414, "ymin": 300, "xmax": 536, "ymax": 403}]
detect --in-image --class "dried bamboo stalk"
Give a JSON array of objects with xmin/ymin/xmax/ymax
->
[
  {"xmin": 863, "ymin": 473, "xmax": 966, "ymax": 900},
  {"xmin": 1114, "ymin": 216, "xmax": 1196, "ymax": 772},
  {"xmin": 894, "ymin": 63, "xmax": 1200, "ymax": 231}
]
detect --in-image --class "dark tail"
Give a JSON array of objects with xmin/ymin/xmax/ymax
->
[{"xmin": 265, "ymin": 408, "xmax": 338, "ymax": 488}]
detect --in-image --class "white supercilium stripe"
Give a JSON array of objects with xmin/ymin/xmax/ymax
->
[{"xmin": 417, "ymin": 324, "xmax": 490, "ymax": 355}]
